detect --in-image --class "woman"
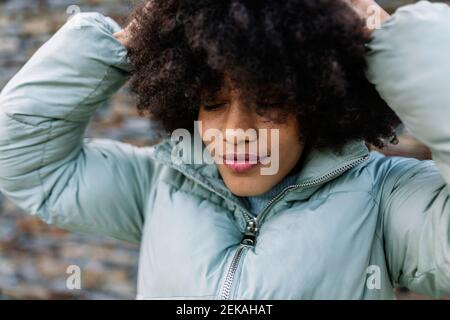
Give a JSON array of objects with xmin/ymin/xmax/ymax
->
[{"xmin": 0, "ymin": 0, "xmax": 449, "ymax": 299}]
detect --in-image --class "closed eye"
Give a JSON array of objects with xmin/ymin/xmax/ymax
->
[{"xmin": 202, "ymin": 102, "xmax": 228, "ymax": 111}]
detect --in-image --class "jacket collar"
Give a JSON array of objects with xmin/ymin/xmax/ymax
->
[{"xmin": 151, "ymin": 136, "xmax": 370, "ymax": 206}]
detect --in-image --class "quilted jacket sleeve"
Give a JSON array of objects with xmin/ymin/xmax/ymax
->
[
  {"xmin": 366, "ymin": 1, "xmax": 450, "ymax": 297},
  {"xmin": 0, "ymin": 12, "xmax": 159, "ymax": 243}
]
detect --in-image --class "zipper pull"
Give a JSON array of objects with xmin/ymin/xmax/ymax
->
[{"xmin": 241, "ymin": 219, "xmax": 259, "ymax": 247}]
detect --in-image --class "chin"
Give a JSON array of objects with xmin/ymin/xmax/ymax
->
[{"xmin": 222, "ymin": 177, "xmax": 274, "ymax": 197}]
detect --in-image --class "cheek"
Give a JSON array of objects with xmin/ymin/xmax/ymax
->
[
  {"xmin": 197, "ymin": 112, "xmax": 215, "ymax": 138},
  {"xmin": 197, "ymin": 113, "xmax": 224, "ymax": 151},
  {"xmin": 276, "ymin": 123, "xmax": 303, "ymax": 162},
  {"xmin": 262, "ymin": 117, "xmax": 301, "ymax": 145}
]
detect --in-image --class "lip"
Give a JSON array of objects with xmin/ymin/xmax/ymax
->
[{"xmin": 221, "ymin": 154, "xmax": 268, "ymax": 173}]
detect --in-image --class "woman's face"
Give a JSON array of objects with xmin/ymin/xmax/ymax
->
[{"xmin": 198, "ymin": 78, "xmax": 304, "ymax": 197}]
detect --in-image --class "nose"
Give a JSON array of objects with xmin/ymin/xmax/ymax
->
[{"xmin": 223, "ymin": 99, "xmax": 257, "ymax": 145}]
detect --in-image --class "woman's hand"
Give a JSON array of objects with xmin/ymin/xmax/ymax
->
[
  {"xmin": 346, "ymin": 0, "xmax": 391, "ymax": 32},
  {"xmin": 113, "ymin": 28, "xmax": 130, "ymax": 48},
  {"xmin": 113, "ymin": 1, "xmax": 153, "ymax": 48}
]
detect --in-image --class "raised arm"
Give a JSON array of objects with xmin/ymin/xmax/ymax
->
[
  {"xmin": 365, "ymin": 1, "xmax": 450, "ymax": 297},
  {"xmin": 0, "ymin": 12, "xmax": 160, "ymax": 243}
]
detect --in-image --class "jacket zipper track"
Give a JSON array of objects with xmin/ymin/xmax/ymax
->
[{"xmin": 219, "ymin": 154, "xmax": 370, "ymax": 300}]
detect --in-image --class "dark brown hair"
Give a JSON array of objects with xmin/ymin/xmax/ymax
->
[{"xmin": 125, "ymin": 0, "xmax": 401, "ymax": 151}]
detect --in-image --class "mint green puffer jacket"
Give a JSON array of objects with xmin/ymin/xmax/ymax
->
[{"xmin": 1, "ymin": 1, "xmax": 450, "ymax": 300}]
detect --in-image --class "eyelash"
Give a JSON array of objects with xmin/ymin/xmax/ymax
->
[{"xmin": 203, "ymin": 103, "xmax": 227, "ymax": 111}]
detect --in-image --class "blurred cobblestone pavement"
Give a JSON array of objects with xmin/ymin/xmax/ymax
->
[{"xmin": 0, "ymin": 0, "xmax": 448, "ymax": 300}]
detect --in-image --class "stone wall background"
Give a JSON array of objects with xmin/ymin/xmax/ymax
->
[{"xmin": 0, "ymin": 0, "xmax": 448, "ymax": 299}]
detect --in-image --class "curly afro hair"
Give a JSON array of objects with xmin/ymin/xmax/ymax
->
[{"xmin": 125, "ymin": 0, "xmax": 401, "ymax": 152}]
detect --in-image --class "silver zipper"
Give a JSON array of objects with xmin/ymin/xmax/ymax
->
[
  {"xmin": 220, "ymin": 246, "xmax": 248, "ymax": 300},
  {"xmin": 219, "ymin": 154, "xmax": 370, "ymax": 300}
]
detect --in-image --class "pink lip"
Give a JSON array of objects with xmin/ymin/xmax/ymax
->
[
  {"xmin": 224, "ymin": 162, "xmax": 259, "ymax": 173},
  {"xmin": 222, "ymin": 154, "xmax": 261, "ymax": 173}
]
